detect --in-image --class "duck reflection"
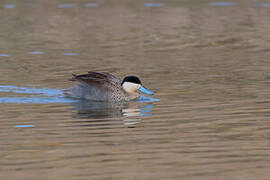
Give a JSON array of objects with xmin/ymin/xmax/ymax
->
[
  {"xmin": 70, "ymin": 100, "xmax": 128, "ymax": 119},
  {"xmin": 68, "ymin": 96, "xmax": 158, "ymax": 126}
]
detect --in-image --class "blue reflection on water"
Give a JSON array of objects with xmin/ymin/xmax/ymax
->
[
  {"xmin": 58, "ymin": 4, "xmax": 76, "ymax": 8},
  {"xmin": 255, "ymin": 3, "xmax": 270, "ymax": 7},
  {"xmin": 211, "ymin": 2, "xmax": 236, "ymax": 6},
  {"xmin": 0, "ymin": 54, "xmax": 10, "ymax": 57},
  {"xmin": 4, "ymin": 4, "xmax": 16, "ymax": 9},
  {"xmin": 28, "ymin": 51, "xmax": 44, "ymax": 55},
  {"xmin": 84, "ymin": 3, "xmax": 98, "ymax": 7},
  {"xmin": 139, "ymin": 104, "xmax": 153, "ymax": 116},
  {"xmin": 144, "ymin": 3, "xmax": 164, "ymax": 7},
  {"xmin": 0, "ymin": 85, "xmax": 75, "ymax": 104},
  {"xmin": 15, "ymin": 125, "xmax": 35, "ymax": 128},
  {"xmin": 0, "ymin": 85, "xmax": 62, "ymax": 96},
  {"xmin": 63, "ymin": 53, "xmax": 79, "ymax": 56},
  {"xmin": 0, "ymin": 96, "xmax": 76, "ymax": 104},
  {"xmin": 137, "ymin": 95, "xmax": 160, "ymax": 103}
]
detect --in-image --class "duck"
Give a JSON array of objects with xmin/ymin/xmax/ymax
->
[{"xmin": 63, "ymin": 71, "xmax": 154, "ymax": 102}]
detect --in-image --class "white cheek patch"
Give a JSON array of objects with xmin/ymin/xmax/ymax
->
[{"xmin": 122, "ymin": 82, "xmax": 140, "ymax": 93}]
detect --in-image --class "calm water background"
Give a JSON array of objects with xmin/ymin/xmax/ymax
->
[{"xmin": 1, "ymin": 0, "xmax": 270, "ymax": 179}]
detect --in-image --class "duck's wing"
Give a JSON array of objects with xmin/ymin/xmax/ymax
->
[
  {"xmin": 69, "ymin": 72, "xmax": 121, "ymax": 89},
  {"xmin": 88, "ymin": 71, "xmax": 121, "ymax": 84}
]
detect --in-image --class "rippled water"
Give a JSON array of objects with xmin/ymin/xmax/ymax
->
[{"xmin": 1, "ymin": 0, "xmax": 270, "ymax": 179}]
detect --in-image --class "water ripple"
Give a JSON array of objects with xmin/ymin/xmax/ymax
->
[
  {"xmin": 255, "ymin": 3, "xmax": 270, "ymax": 7},
  {"xmin": 28, "ymin": 51, "xmax": 44, "ymax": 55},
  {"xmin": 63, "ymin": 53, "xmax": 79, "ymax": 56},
  {"xmin": 58, "ymin": 4, "xmax": 76, "ymax": 8},
  {"xmin": 144, "ymin": 3, "xmax": 164, "ymax": 7},
  {"xmin": 0, "ymin": 54, "xmax": 10, "ymax": 57},
  {"xmin": 23, "ymin": 3, "xmax": 38, "ymax": 7},
  {"xmin": 0, "ymin": 96, "xmax": 75, "ymax": 104},
  {"xmin": 211, "ymin": 2, "xmax": 236, "ymax": 6},
  {"xmin": 14, "ymin": 125, "xmax": 35, "ymax": 128},
  {"xmin": 3, "ymin": 4, "xmax": 15, "ymax": 9},
  {"xmin": 84, "ymin": 3, "xmax": 98, "ymax": 7},
  {"xmin": 0, "ymin": 85, "xmax": 74, "ymax": 104},
  {"xmin": 0, "ymin": 85, "xmax": 62, "ymax": 96}
]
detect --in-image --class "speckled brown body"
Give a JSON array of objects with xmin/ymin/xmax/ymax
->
[{"xmin": 63, "ymin": 72, "xmax": 138, "ymax": 102}]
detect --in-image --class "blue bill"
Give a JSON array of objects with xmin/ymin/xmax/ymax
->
[{"xmin": 138, "ymin": 85, "xmax": 154, "ymax": 95}]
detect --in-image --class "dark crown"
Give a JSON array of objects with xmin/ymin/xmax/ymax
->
[{"xmin": 121, "ymin": 76, "xmax": 141, "ymax": 85}]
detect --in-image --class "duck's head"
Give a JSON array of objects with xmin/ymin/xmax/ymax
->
[{"xmin": 121, "ymin": 76, "xmax": 154, "ymax": 95}]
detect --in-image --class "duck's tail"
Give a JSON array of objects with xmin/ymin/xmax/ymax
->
[{"xmin": 68, "ymin": 73, "xmax": 77, "ymax": 81}]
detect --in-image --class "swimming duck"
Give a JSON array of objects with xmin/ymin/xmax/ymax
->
[{"xmin": 63, "ymin": 71, "xmax": 154, "ymax": 102}]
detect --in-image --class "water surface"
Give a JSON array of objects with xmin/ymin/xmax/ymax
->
[{"xmin": 1, "ymin": 0, "xmax": 270, "ymax": 179}]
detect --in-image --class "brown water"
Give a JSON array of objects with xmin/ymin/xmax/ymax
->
[{"xmin": 1, "ymin": 0, "xmax": 270, "ymax": 179}]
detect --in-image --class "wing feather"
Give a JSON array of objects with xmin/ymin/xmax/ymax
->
[
  {"xmin": 69, "ymin": 72, "xmax": 122, "ymax": 90},
  {"xmin": 87, "ymin": 71, "xmax": 121, "ymax": 84}
]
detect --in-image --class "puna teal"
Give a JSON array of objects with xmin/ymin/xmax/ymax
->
[{"xmin": 63, "ymin": 71, "xmax": 154, "ymax": 102}]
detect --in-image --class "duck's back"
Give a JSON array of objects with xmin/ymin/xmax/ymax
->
[{"xmin": 64, "ymin": 72, "xmax": 127, "ymax": 102}]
